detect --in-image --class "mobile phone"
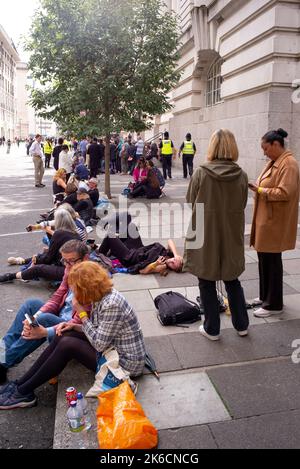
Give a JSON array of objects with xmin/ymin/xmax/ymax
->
[
  {"xmin": 26, "ymin": 225, "xmax": 33, "ymax": 232},
  {"xmin": 25, "ymin": 313, "xmax": 40, "ymax": 328}
]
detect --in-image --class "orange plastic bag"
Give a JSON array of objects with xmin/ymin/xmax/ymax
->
[{"xmin": 97, "ymin": 381, "xmax": 158, "ymax": 449}]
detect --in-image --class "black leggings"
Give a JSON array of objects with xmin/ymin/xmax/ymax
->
[{"xmin": 18, "ymin": 332, "xmax": 96, "ymax": 396}]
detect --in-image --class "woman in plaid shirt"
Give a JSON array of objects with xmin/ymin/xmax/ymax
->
[{"xmin": 0, "ymin": 263, "xmax": 146, "ymax": 410}]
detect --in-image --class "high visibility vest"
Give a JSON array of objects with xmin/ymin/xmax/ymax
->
[
  {"xmin": 44, "ymin": 142, "xmax": 53, "ymax": 154},
  {"xmin": 182, "ymin": 141, "xmax": 194, "ymax": 155},
  {"xmin": 161, "ymin": 140, "xmax": 173, "ymax": 156}
]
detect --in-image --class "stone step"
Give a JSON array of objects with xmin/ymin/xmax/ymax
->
[{"xmin": 53, "ymin": 317, "xmax": 300, "ymax": 449}]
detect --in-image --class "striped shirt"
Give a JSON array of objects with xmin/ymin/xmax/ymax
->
[{"xmin": 82, "ymin": 289, "xmax": 146, "ymax": 376}]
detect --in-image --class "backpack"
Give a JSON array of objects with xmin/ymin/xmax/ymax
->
[{"xmin": 154, "ymin": 291, "xmax": 202, "ymax": 326}]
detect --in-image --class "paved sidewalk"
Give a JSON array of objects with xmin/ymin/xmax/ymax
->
[{"xmin": 1, "ymin": 148, "xmax": 300, "ymax": 449}]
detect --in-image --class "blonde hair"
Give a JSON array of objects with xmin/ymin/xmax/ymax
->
[
  {"xmin": 68, "ymin": 261, "xmax": 113, "ymax": 304},
  {"xmin": 207, "ymin": 129, "xmax": 239, "ymax": 162},
  {"xmin": 53, "ymin": 169, "xmax": 67, "ymax": 181}
]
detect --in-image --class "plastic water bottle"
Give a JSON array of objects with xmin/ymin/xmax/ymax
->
[
  {"xmin": 76, "ymin": 392, "xmax": 92, "ymax": 430},
  {"xmin": 67, "ymin": 400, "xmax": 85, "ymax": 449}
]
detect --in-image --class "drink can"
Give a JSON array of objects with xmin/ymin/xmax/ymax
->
[{"xmin": 66, "ymin": 387, "xmax": 77, "ymax": 406}]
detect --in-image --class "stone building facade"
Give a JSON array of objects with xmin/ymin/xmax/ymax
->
[
  {"xmin": 0, "ymin": 25, "xmax": 20, "ymax": 140},
  {"xmin": 146, "ymin": 0, "xmax": 300, "ymax": 177}
]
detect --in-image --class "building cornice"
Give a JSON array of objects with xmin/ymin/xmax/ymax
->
[
  {"xmin": 222, "ymin": 26, "xmax": 300, "ymax": 61},
  {"xmin": 223, "ymin": 52, "xmax": 300, "ymax": 79}
]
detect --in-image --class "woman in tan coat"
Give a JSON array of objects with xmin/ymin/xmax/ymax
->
[
  {"xmin": 249, "ymin": 128, "xmax": 300, "ymax": 318},
  {"xmin": 184, "ymin": 129, "xmax": 249, "ymax": 341}
]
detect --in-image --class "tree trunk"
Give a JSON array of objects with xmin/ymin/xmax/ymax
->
[{"xmin": 105, "ymin": 134, "xmax": 112, "ymax": 199}]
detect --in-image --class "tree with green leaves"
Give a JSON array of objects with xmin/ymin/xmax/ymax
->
[{"xmin": 26, "ymin": 0, "xmax": 181, "ymax": 197}]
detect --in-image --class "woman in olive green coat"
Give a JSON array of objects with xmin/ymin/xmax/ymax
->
[{"xmin": 184, "ymin": 129, "xmax": 249, "ymax": 341}]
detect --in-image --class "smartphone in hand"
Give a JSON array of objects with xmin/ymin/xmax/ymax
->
[{"xmin": 24, "ymin": 313, "xmax": 40, "ymax": 328}]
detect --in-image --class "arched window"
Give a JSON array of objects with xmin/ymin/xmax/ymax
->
[{"xmin": 206, "ymin": 58, "xmax": 223, "ymax": 107}]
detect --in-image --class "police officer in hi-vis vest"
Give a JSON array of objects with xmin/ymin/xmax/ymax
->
[
  {"xmin": 179, "ymin": 133, "xmax": 197, "ymax": 179},
  {"xmin": 158, "ymin": 131, "xmax": 176, "ymax": 180}
]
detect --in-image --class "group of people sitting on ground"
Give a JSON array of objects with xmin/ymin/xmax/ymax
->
[
  {"xmin": 0, "ymin": 126, "xmax": 299, "ymax": 415},
  {"xmin": 123, "ymin": 158, "xmax": 165, "ymax": 199}
]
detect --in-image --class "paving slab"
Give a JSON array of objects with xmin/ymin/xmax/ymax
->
[
  {"xmin": 239, "ymin": 263, "xmax": 259, "ymax": 281},
  {"xmin": 282, "ymin": 259, "xmax": 300, "ymax": 275},
  {"xmin": 207, "ymin": 358, "xmax": 300, "ymax": 419},
  {"xmin": 136, "ymin": 370, "xmax": 231, "ymax": 430},
  {"xmin": 241, "ymin": 279, "xmax": 298, "ymax": 302},
  {"xmin": 209, "ymin": 409, "xmax": 300, "ymax": 449},
  {"xmin": 170, "ymin": 332, "xmax": 238, "ymax": 369},
  {"xmin": 282, "ymin": 276, "xmax": 300, "ymax": 294},
  {"xmin": 144, "ymin": 336, "xmax": 182, "ymax": 373},
  {"xmin": 158, "ymin": 425, "xmax": 218, "ymax": 449},
  {"xmin": 245, "ymin": 253, "xmax": 258, "ymax": 264},
  {"xmin": 113, "ymin": 273, "xmax": 159, "ymax": 292},
  {"xmin": 53, "ymin": 362, "xmax": 98, "ymax": 450},
  {"xmin": 155, "ymin": 272, "xmax": 198, "ymax": 289},
  {"xmin": 265, "ymin": 294, "xmax": 300, "ymax": 323},
  {"xmin": 121, "ymin": 290, "xmax": 154, "ymax": 312},
  {"xmin": 282, "ymin": 249, "xmax": 300, "ymax": 260}
]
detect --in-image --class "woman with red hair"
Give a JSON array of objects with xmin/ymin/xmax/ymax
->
[{"xmin": 0, "ymin": 262, "xmax": 146, "ymax": 410}]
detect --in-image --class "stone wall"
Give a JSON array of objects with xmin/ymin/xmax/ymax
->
[{"xmin": 147, "ymin": 0, "xmax": 300, "ymax": 176}]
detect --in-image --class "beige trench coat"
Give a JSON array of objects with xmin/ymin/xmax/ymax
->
[{"xmin": 250, "ymin": 150, "xmax": 300, "ymax": 253}]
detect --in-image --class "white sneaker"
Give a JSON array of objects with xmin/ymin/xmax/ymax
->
[
  {"xmin": 7, "ymin": 257, "xmax": 25, "ymax": 266},
  {"xmin": 254, "ymin": 308, "xmax": 283, "ymax": 318},
  {"xmin": 251, "ymin": 298, "xmax": 263, "ymax": 307},
  {"xmin": 237, "ymin": 330, "xmax": 248, "ymax": 337},
  {"xmin": 199, "ymin": 325, "xmax": 220, "ymax": 341}
]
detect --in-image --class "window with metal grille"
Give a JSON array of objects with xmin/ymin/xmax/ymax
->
[{"xmin": 206, "ymin": 58, "xmax": 223, "ymax": 107}]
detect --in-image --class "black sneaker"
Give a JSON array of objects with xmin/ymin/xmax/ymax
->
[
  {"xmin": 0, "ymin": 273, "xmax": 15, "ymax": 283},
  {"xmin": 0, "ymin": 389, "xmax": 37, "ymax": 410},
  {"xmin": 0, "ymin": 364, "xmax": 8, "ymax": 385}
]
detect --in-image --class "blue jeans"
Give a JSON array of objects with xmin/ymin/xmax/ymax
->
[{"xmin": 1, "ymin": 299, "xmax": 64, "ymax": 368}]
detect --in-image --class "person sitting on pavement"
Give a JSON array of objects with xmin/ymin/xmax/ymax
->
[
  {"xmin": 25, "ymin": 203, "xmax": 87, "ymax": 244},
  {"xmin": 147, "ymin": 160, "xmax": 165, "ymax": 189},
  {"xmin": 0, "ymin": 241, "xmax": 90, "ymax": 385},
  {"xmin": 74, "ymin": 157, "xmax": 89, "ymax": 181},
  {"xmin": 53, "ymin": 168, "xmax": 67, "ymax": 204},
  {"xmin": 183, "ymin": 129, "xmax": 249, "ymax": 341},
  {"xmin": 132, "ymin": 157, "xmax": 148, "ymax": 184},
  {"xmin": 74, "ymin": 187, "xmax": 94, "ymax": 225},
  {"xmin": 87, "ymin": 178, "xmax": 100, "ymax": 207},
  {"xmin": 129, "ymin": 166, "xmax": 162, "ymax": 199},
  {"xmin": 0, "ymin": 262, "xmax": 146, "ymax": 409},
  {"xmin": 0, "ymin": 210, "xmax": 80, "ymax": 284}
]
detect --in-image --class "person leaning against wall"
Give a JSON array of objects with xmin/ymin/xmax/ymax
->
[{"xmin": 249, "ymin": 128, "xmax": 300, "ymax": 318}]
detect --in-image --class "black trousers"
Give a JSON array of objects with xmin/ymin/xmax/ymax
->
[
  {"xmin": 161, "ymin": 155, "xmax": 172, "ymax": 179},
  {"xmin": 21, "ymin": 263, "xmax": 65, "ymax": 282},
  {"xmin": 199, "ymin": 279, "xmax": 249, "ymax": 336},
  {"xmin": 183, "ymin": 155, "xmax": 194, "ymax": 178},
  {"xmin": 258, "ymin": 252, "xmax": 283, "ymax": 310},
  {"xmin": 45, "ymin": 154, "xmax": 52, "ymax": 168}
]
